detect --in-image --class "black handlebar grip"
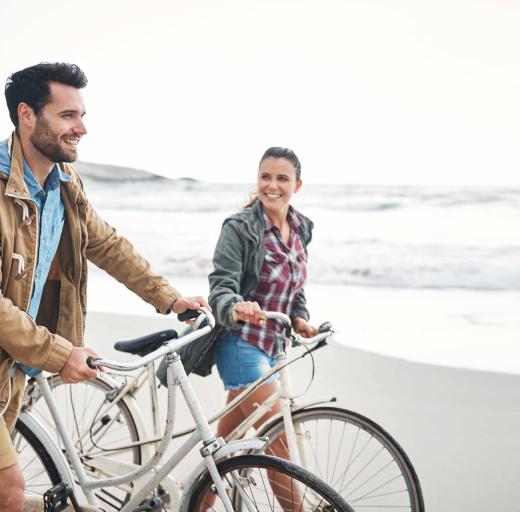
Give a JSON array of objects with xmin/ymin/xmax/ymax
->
[
  {"xmin": 86, "ymin": 356, "xmax": 97, "ymax": 369},
  {"xmin": 318, "ymin": 321, "xmax": 333, "ymax": 333},
  {"xmin": 178, "ymin": 309, "xmax": 200, "ymax": 322}
]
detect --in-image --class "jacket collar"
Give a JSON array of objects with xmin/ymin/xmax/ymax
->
[
  {"xmin": 262, "ymin": 204, "xmax": 302, "ymax": 234},
  {"xmin": 4, "ymin": 132, "xmax": 30, "ymax": 199},
  {"xmin": 241, "ymin": 200, "xmax": 265, "ymax": 241},
  {"xmin": 255, "ymin": 198, "xmax": 313, "ymax": 245},
  {"xmin": 4, "ymin": 131, "xmax": 79, "ymax": 200},
  {"xmin": 242, "ymin": 199, "xmax": 311, "ymax": 237},
  {"xmin": 227, "ymin": 198, "xmax": 313, "ymax": 247}
]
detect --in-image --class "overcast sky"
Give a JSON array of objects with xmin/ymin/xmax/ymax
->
[{"xmin": 0, "ymin": 0, "xmax": 518, "ymax": 185}]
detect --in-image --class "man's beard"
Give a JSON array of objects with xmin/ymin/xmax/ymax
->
[{"xmin": 30, "ymin": 115, "xmax": 77, "ymax": 163}]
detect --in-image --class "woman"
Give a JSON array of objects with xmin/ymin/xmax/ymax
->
[{"xmin": 209, "ymin": 146, "xmax": 317, "ymax": 446}]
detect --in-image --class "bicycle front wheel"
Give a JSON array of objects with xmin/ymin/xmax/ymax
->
[
  {"xmin": 12, "ymin": 418, "xmax": 62, "ymax": 499},
  {"xmin": 258, "ymin": 407, "xmax": 424, "ymax": 512},
  {"xmin": 187, "ymin": 453, "xmax": 353, "ymax": 511},
  {"xmin": 27, "ymin": 375, "xmax": 142, "ymax": 511}
]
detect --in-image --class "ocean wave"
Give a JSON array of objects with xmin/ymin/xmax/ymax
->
[
  {"xmin": 306, "ymin": 242, "xmax": 520, "ymax": 290},
  {"xmin": 85, "ymin": 180, "xmax": 520, "ymax": 214},
  {"xmin": 85, "ymin": 181, "xmax": 520, "ymax": 291},
  {"xmin": 146, "ymin": 245, "xmax": 520, "ymax": 291}
]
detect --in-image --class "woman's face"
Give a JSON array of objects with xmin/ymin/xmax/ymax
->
[{"xmin": 257, "ymin": 157, "xmax": 302, "ymax": 214}]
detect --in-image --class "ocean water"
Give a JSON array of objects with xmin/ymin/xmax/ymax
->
[
  {"xmin": 84, "ymin": 178, "xmax": 520, "ymax": 374},
  {"xmin": 84, "ymin": 179, "xmax": 520, "ymax": 291}
]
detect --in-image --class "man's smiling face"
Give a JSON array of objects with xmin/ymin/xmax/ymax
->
[{"xmin": 30, "ymin": 81, "xmax": 87, "ymax": 163}]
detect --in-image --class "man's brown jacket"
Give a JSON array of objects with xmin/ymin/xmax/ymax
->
[{"xmin": 0, "ymin": 132, "xmax": 180, "ymax": 411}]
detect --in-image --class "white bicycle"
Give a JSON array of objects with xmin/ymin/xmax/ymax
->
[
  {"xmin": 22, "ymin": 309, "xmax": 423, "ymax": 511},
  {"xmin": 12, "ymin": 309, "xmax": 351, "ymax": 511}
]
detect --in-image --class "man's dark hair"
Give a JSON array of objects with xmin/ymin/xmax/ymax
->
[
  {"xmin": 259, "ymin": 147, "xmax": 302, "ymax": 180},
  {"xmin": 5, "ymin": 62, "xmax": 88, "ymax": 127}
]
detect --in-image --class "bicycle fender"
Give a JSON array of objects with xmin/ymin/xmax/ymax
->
[
  {"xmin": 214, "ymin": 437, "xmax": 268, "ymax": 456},
  {"xmin": 179, "ymin": 437, "xmax": 268, "ymax": 512},
  {"xmin": 17, "ymin": 411, "xmax": 76, "ymax": 490},
  {"xmin": 255, "ymin": 397, "xmax": 337, "ymax": 435}
]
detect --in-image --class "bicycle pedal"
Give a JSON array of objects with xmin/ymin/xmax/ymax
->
[
  {"xmin": 133, "ymin": 496, "xmax": 164, "ymax": 511},
  {"xmin": 62, "ymin": 507, "xmax": 105, "ymax": 512},
  {"xmin": 43, "ymin": 483, "xmax": 80, "ymax": 512}
]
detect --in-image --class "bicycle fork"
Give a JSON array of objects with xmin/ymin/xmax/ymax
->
[{"xmin": 277, "ymin": 354, "xmax": 305, "ymax": 468}]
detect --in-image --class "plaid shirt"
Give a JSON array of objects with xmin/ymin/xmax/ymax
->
[{"xmin": 233, "ymin": 207, "xmax": 308, "ymax": 356}]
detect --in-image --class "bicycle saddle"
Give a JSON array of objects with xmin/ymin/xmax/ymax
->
[{"xmin": 114, "ymin": 329, "xmax": 178, "ymax": 356}]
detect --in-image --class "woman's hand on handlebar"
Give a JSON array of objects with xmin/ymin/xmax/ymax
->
[
  {"xmin": 233, "ymin": 301, "xmax": 265, "ymax": 326},
  {"xmin": 292, "ymin": 317, "xmax": 318, "ymax": 338}
]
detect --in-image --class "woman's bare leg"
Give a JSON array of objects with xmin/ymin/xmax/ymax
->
[{"xmin": 212, "ymin": 382, "xmax": 300, "ymax": 512}]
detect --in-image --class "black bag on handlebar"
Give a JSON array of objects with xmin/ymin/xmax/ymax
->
[{"xmin": 156, "ymin": 325, "xmax": 224, "ymax": 385}]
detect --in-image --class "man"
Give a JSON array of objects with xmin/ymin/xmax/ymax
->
[{"xmin": 0, "ymin": 62, "xmax": 207, "ymax": 512}]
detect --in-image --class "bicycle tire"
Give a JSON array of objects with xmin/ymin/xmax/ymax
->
[
  {"xmin": 28, "ymin": 375, "xmax": 142, "ymax": 511},
  {"xmin": 257, "ymin": 406, "xmax": 424, "ymax": 512},
  {"xmin": 187, "ymin": 453, "xmax": 354, "ymax": 511},
  {"xmin": 12, "ymin": 418, "xmax": 62, "ymax": 498}
]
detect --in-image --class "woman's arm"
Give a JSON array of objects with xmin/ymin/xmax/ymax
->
[
  {"xmin": 290, "ymin": 288, "xmax": 310, "ymax": 322},
  {"xmin": 291, "ymin": 290, "xmax": 319, "ymax": 337},
  {"xmin": 208, "ymin": 221, "xmax": 248, "ymax": 329}
]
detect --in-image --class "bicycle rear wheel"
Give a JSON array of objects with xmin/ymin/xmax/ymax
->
[
  {"xmin": 258, "ymin": 407, "xmax": 424, "ymax": 512},
  {"xmin": 187, "ymin": 453, "xmax": 353, "ymax": 511},
  {"xmin": 27, "ymin": 375, "xmax": 142, "ymax": 511}
]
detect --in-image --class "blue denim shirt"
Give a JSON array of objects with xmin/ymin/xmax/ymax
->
[{"xmin": 0, "ymin": 138, "xmax": 71, "ymax": 376}]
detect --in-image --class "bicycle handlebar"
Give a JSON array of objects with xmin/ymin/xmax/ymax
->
[{"xmin": 87, "ymin": 308, "xmax": 215, "ymax": 371}]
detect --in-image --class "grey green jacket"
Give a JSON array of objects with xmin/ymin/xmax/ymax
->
[{"xmin": 208, "ymin": 200, "xmax": 314, "ymax": 330}]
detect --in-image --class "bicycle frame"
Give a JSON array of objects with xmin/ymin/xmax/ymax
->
[
  {"xmin": 33, "ymin": 348, "xmax": 268, "ymax": 511},
  {"xmin": 94, "ymin": 324, "xmax": 336, "ymax": 474},
  {"xmin": 225, "ymin": 352, "xmax": 338, "ymax": 470}
]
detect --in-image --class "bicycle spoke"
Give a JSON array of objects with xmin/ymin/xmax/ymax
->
[
  {"xmin": 330, "ymin": 418, "xmax": 348, "ymax": 485},
  {"xmin": 341, "ymin": 446, "xmax": 388, "ymax": 493},
  {"xmin": 27, "ymin": 377, "xmax": 142, "ymax": 512},
  {"xmin": 260, "ymin": 407, "xmax": 423, "ymax": 511}
]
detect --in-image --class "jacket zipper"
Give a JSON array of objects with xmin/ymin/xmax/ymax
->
[
  {"xmin": 74, "ymin": 187, "xmax": 84, "ymax": 333},
  {"xmin": 29, "ymin": 204, "xmax": 40, "ymax": 310}
]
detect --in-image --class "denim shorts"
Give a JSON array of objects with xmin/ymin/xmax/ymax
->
[{"xmin": 215, "ymin": 331, "xmax": 279, "ymax": 390}]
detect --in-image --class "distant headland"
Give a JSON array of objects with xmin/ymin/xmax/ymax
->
[{"xmin": 75, "ymin": 161, "xmax": 197, "ymax": 183}]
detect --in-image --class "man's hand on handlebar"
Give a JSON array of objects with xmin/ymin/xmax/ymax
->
[
  {"xmin": 172, "ymin": 296, "xmax": 211, "ymax": 322},
  {"xmin": 60, "ymin": 347, "xmax": 100, "ymax": 384},
  {"xmin": 292, "ymin": 317, "xmax": 318, "ymax": 338}
]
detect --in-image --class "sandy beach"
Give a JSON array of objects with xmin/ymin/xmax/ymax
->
[{"xmin": 85, "ymin": 309, "xmax": 520, "ymax": 512}]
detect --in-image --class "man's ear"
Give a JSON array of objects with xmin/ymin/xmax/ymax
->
[{"xmin": 17, "ymin": 102, "xmax": 36, "ymax": 129}]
